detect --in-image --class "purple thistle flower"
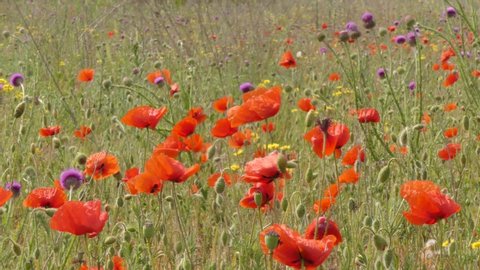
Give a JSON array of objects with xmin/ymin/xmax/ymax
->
[
  {"xmin": 319, "ymin": 47, "xmax": 328, "ymax": 54},
  {"xmin": 408, "ymin": 81, "xmax": 416, "ymax": 94},
  {"xmin": 5, "ymin": 181, "xmax": 21, "ymax": 197},
  {"xmin": 9, "ymin": 73, "xmax": 24, "ymax": 87},
  {"xmin": 406, "ymin": 32, "xmax": 417, "ymax": 46},
  {"xmin": 239, "ymin": 82, "xmax": 255, "ymax": 93},
  {"xmin": 345, "ymin": 22, "xmax": 359, "ymax": 32},
  {"xmin": 394, "ymin": 20, "xmax": 400, "ymax": 26},
  {"xmin": 154, "ymin": 76, "xmax": 165, "ymax": 86},
  {"xmin": 377, "ymin": 68, "xmax": 386, "ymax": 79},
  {"xmin": 394, "ymin": 35, "xmax": 407, "ymax": 44},
  {"xmin": 361, "ymin": 12, "xmax": 374, "ymax": 23},
  {"xmin": 446, "ymin": 7, "xmax": 457, "ymax": 18},
  {"xmin": 60, "ymin": 168, "xmax": 84, "ymax": 190}
]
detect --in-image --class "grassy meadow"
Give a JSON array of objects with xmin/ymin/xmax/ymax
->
[{"xmin": 1, "ymin": 0, "xmax": 480, "ymax": 269}]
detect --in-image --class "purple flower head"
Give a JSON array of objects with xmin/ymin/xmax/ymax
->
[
  {"xmin": 446, "ymin": 7, "xmax": 456, "ymax": 18},
  {"xmin": 377, "ymin": 68, "xmax": 386, "ymax": 79},
  {"xmin": 60, "ymin": 168, "xmax": 84, "ymax": 190},
  {"xmin": 319, "ymin": 47, "xmax": 328, "ymax": 54},
  {"xmin": 239, "ymin": 82, "xmax": 255, "ymax": 93},
  {"xmin": 154, "ymin": 76, "xmax": 165, "ymax": 86},
  {"xmin": 5, "ymin": 181, "xmax": 21, "ymax": 197},
  {"xmin": 406, "ymin": 32, "xmax": 417, "ymax": 46},
  {"xmin": 453, "ymin": 27, "xmax": 459, "ymax": 33},
  {"xmin": 394, "ymin": 35, "xmax": 406, "ymax": 44},
  {"xmin": 345, "ymin": 22, "xmax": 359, "ymax": 32},
  {"xmin": 9, "ymin": 73, "xmax": 24, "ymax": 87},
  {"xmin": 408, "ymin": 81, "xmax": 416, "ymax": 94},
  {"xmin": 394, "ymin": 20, "xmax": 400, "ymax": 26},
  {"xmin": 361, "ymin": 12, "xmax": 374, "ymax": 23}
]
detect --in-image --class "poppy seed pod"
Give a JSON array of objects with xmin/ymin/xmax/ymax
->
[
  {"xmin": 253, "ymin": 192, "xmax": 263, "ymax": 207},
  {"xmin": 265, "ymin": 231, "xmax": 280, "ymax": 251}
]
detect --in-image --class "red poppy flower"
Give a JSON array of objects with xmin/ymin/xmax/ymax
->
[
  {"xmin": 304, "ymin": 122, "xmax": 350, "ymax": 158},
  {"xmin": 243, "ymin": 151, "xmax": 283, "ymax": 183},
  {"xmin": 133, "ymin": 172, "xmax": 163, "ymax": 194},
  {"xmin": 443, "ymin": 127, "xmax": 458, "ymax": 138},
  {"xmin": 338, "ymin": 168, "xmax": 360, "ymax": 184},
  {"xmin": 438, "ymin": 143, "xmax": 461, "ymax": 160},
  {"xmin": 78, "ymin": 69, "xmax": 95, "ymax": 82},
  {"xmin": 113, "ymin": 256, "xmax": 125, "ymax": 270},
  {"xmin": 74, "ymin": 126, "xmax": 92, "ymax": 140},
  {"xmin": 228, "ymin": 130, "xmax": 252, "ymax": 149},
  {"xmin": 472, "ymin": 70, "xmax": 480, "ymax": 78},
  {"xmin": 227, "ymin": 86, "xmax": 282, "ymax": 127},
  {"xmin": 145, "ymin": 152, "xmax": 200, "ymax": 183},
  {"xmin": 357, "ymin": 108, "xmax": 380, "ymax": 123},
  {"xmin": 239, "ymin": 182, "xmax": 275, "ymax": 208},
  {"xmin": 39, "ymin": 126, "xmax": 61, "ymax": 137},
  {"xmin": 207, "ymin": 172, "xmax": 232, "ymax": 187},
  {"xmin": 0, "ymin": 187, "xmax": 13, "ymax": 207},
  {"xmin": 342, "ymin": 145, "xmax": 365, "ymax": 166},
  {"xmin": 279, "ymin": 51, "xmax": 296, "ymax": 69},
  {"xmin": 328, "ymin": 73, "xmax": 340, "ymax": 81},
  {"xmin": 259, "ymin": 224, "xmax": 336, "ymax": 269},
  {"xmin": 121, "ymin": 106, "xmax": 168, "ymax": 129},
  {"xmin": 122, "ymin": 167, "xmax": 140, "ymax": 195},
  {"xmin": 146, "ymin": 69, "xmax": 172, "ymax": 85},
  {"xmin": 186, "ymin": 107, "xmax": 207, "ymax": 124},
  {"xmin": 297, "ymin": 98, "xmax": 316, "ymax": 112},
  {"xmin": 441, "ymin": 48, "xmax": 455, "ymax": 63},
  {"xmin": 84, "ymin": 152, "xmax": 120, "ymax": 180},
  {"xmin": 400, "ymin": 180, "xmax": 460, "ymax": 225},
  {"xmin": 23, "ymin": 187, "xmax": 67, "ymax": 208},
  {"xmin": 262, "ymin": 122, "xmax": 275, "ymax": 133},
  {"xmin": 211, "ymin": 118, "xmax": 238, "ymax": 138},
  {"xmin": 443, "ymin": 103, "xmax": 457, "ymax": 112},
  {"xmin": 213, "ymin": 96, "xmax": 233, "ymax": 113},
  {"xmin": 153, "ymin": 134, "xmax": 185, "ymax": 158},
  {"xmin": 313, "ymin": 183, "xmax": 341, "ymax": 213},
  {"xmin": 50, "ymin": 200, "xmax": 108, "ymax": 238},
  {"xmin": 172, "ymin": 117, "xmax": 197, "ymax": 137},
  {"xmin": 443, "ymin": 72, "xmax": 459, "ymax": 87},
  {"xmin": 183, "ymin": 134, "xmax": 204, "ymax": 152},
  {"xmin": 304, "ymin": 217, "xmax": 342, "ymax": 245}
]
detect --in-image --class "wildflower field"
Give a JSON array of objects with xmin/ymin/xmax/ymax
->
[{"xmin": 1, "ymin": 0, "xmax": 480, "ymax": 269}]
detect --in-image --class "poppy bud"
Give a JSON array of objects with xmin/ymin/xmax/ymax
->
[
  {"xmin": 207, "ymin": 145, "xmax": 216, "ymax": 160},
  {"xmin": 221, "ymin": 231, "xmax": 229, "ymax": 246},
  {"xmin": 317, "ymin": 33, "xmax": 326, "ymax": 42},
  {"xmin": 104, "ymin": 236, "xmax": 116, "ymax": 245},
  {"xmin": 383, "ymin": 249, "xmax": 394, "ymax": 268},
  {"xmin": 391, "ymin": 134, "xmax": 397, "ymax": 143},
  {"xmin": 11, "ymin": 241, "xmax": 21, "ymax": 256},
  {"xmin": 52, "ymin": 137, "xmax": 61, "ymax": 149},
  {"xmin": 253, "ymin": 192, "xmax": 263, "ymax": 208},
  {"xmin": 305, "ymin": 166, "xmax": 314, "ymax": 183},
  {"xmin": 165, "ymin": 196, "xmax": 174, "ymax": 203},
  {"xmin": 116, "ymin": 196, "xmax": 124, "ymax": 207},
  {"xmin": 398, "ymin": 127, "xmax": 408, "ymax": 146},
  {"xmin": 462, "ymin": 115, "xmax": 469, "ymax": 130},
  {"xmin": 34, "ymin": 248, "xmax": 40, "ymax": 259},
  {"xmin": 295, "ymin": 203, "xmax": 306, "ymax": 218},
  {"xmin": 265, "ymin": 231, "xmax": 280, "ymax": 251},
  {"xmin": 143, "ymin": 220, "xmax": 154, "ymax": 240},
  {"xmin": 102, "ymin": 79, "xmax": 112, "ymax": 89},
  {"xmin": 154, "ymin": 61, "xmax": 162, "ymax": 69},
  {"xmin": 461, "ymin": 154, "xmax": 467, "ymax": 166},
  {"xmin": 14, "ymin": 101, "xmax": 26, "ymax": 118},
  {"xmin": 277, "ymin": 154, "xmax": 288, "ymax": 173},
  {"xmin": 372, "ymin": 219, "xmax": 380, "ymax": 231},
  {"xmin": 215, "ymin": 194, "xmax": 223, "ymax": 207},
  {"xmin": 305, "ymin": 110, "xmax": 315, "ymax": 127},
  {"xmin": 281, "ymin": 198, "xmax": 288, "ymax": 211},
  {"xmin": 373, "ymin": 234, "xmax": 388, "ymax": 251},
  {"xmin": 284, "ymin": 85, "xmax": 293, "ymax": 93},
  {"xmin": 377, "ymin": 165, "xmax": 390, "ymax": 183},
  {"xmin": 214, "ymin": 177, "xmax": 226, "ymax": 194}
]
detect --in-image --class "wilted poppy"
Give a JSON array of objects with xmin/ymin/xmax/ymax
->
[
  {"xmin": 78, "ymin": 69, "xmax": 95, "ymax": 82},
  {"xmin": 259, "ymin": 224, "xmax": 336, "ymax": 269},
  {"xmin": 172, "ymin": 117, "xmax": 197, "ymax": 137},
  {"xmin": 211, "ymin": 118, "xmax": 238, "ymax": 138},
  {"xmin": 74, "ymin": 126, "xmax": 92, "ymax": 140},
  {"xmin": 227, "ymin": 86, "xmax": 282, "ymax": 127},
  {"xmin": 438, "ymin": 143, "xmax": 461, "ymax": 160},
  {"xmin": 50, "ymin": 200, "xmax": 108, "ymax": 238},
  {"xmin": 304, "ymin": 121, "xmax": 350, "ymax": 158},
  {"xmin": 400, "ymin": 180, "xmax": 460, "ymax": 225},
  {"xmin": 297, "ymin": 98, "xmax": 316, "ymax": 112},
  {"xmin": 242, "ymin": 151, "xmax": 283, "ymax": 183},
  {"xmin": 0, "ymin": 187, "xmax": 13, "ymax": 207},
  {"xmin": 342, "ymin": 145, "xmax": 365, "ymax": 166},
  {"xmin": 213, "ymin": 96, "xmax": 233, "ymax": 113},
  {"xmin": 279, "ymin": 51, "xmax": 296, "ymax": 68},
  {"xmin": 304, "ymin": 217, "xmax": 342, "ymax": 245},
  {"xmin": 357, "ymin": 108, "xmax": 380, "ymax": 123},
  {"xmin": 121, "ymin": 106, "xmax": 168, "ymax": 129},
  {"xmin": 39, "ymin": 126, "xmax": 61, "ymax": 137},
  {"xmin": 239, "ymin": 182, "xmax": 275, "ymax": 208},
  {"xmin": 440, "ymin": 48, "xmax": 455, "ymax": 63},
  {"xmin": 84, "ymin": 152, "xmax": 120, "ymax": 180},
  {"xmin": 23, "ymin": 187, "xmax": 67, "ymax": 208},
  {"xmin": 145, "ymin": 152, "xmax": 200, "ymax": 183}
]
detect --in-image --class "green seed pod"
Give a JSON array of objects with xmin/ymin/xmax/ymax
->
[
  {"xmin": 284, "ymin": 85, "xmax": 293, "ymax": 93},
  {"xmin": 295, "ymin": 203, "xmax": 306, "ymax": 218},
  {"xmin": 383, "ymin": 249, "xmax": 394, "ymax": 268},
  {"xmin": 377, "ymin": 165, "xmax": 390, "ymax": 183},
  {"xmin": 398, "ymin": 127, "xmax": 408, "ymax": 146},
  {"xmin": 143, "ymin": 220, "xmax": 154, "ymax": 240},
  {"xmin": 305, "ymin": 110, "xmax": 315, "ymax": 127},
  {"xmin": 373, "ymin": 234, "xmax": 388, "ymax": 251},
  {"xmin": 214, "ymin": 177, "xmax": 226, "ymax": 194},
  {"xmin": 14, "ymin": 101, "xmax": 26, "ymax": 118},
  {"xmin": 104, "ymin": 236, "xmax": 116, "ymax": 245},
  {"xmin": 462, "ymin": 116, "xmax": 469, "ymax": 130},
  {"xmin": 304, "ymin": 89, "xmax": 312, "ymax": 96},
  {"xmin": 281, "ymin": 198, "xmax": 288, "ymax": 211},
  {"xmin": 253, "ymin": 192, "xmax": 263, "ymax": 208},
  {"xmin": 265, "ymin": 231, "xmax": 280, "ymax": 251}
]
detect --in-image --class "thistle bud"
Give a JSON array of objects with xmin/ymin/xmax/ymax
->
[
  {"xmin": 102, "ymin": 79, "xmax": 112, "ymax": 89},
  {"xmin": 75, "ymin": 153, "xmax": 87, "ymax": 165},
  {"xmin": 317, "ymin": 33, "xmax": 326, "ymax": 42}
]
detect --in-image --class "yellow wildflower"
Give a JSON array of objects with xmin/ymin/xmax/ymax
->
[
  {"xmin": 280, "ymin": 145, "xmax": 291, "ymax": 151},
  {"xmin": 291, "ymin": 109, "xmax": 298, "ymax": 113},
  {"xmin": 471, "ymin": 240, "xmax": 480, "ymax": 249},
  {"xmin": 233, "ymin": 149, "xmax": 244, "ymax": 156},
  {"xmin": 267, "ymin": 143, "xmax": 280, "ymax": 150},
  {"xmin": 230, "ymin": 164, "xmax": 240, "ymax": 171},
  {"xmin": 442, "ymin": 239, "xmax": 454, "ymax": 247}
]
